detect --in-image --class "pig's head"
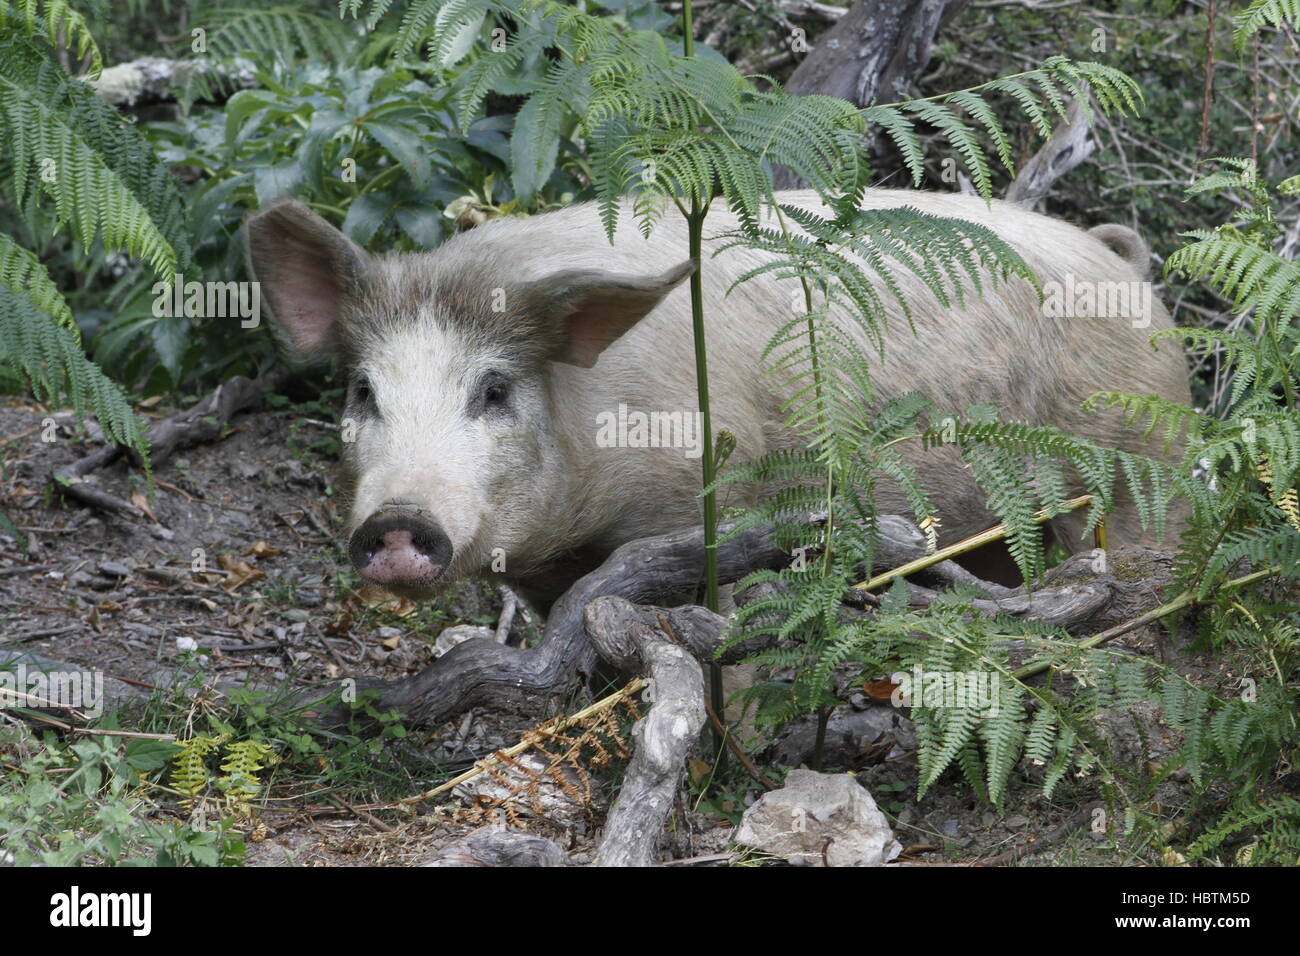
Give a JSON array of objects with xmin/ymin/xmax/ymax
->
[{"xmin": 244, "ymin": 200, "xmax": 692, "ymax": 598}]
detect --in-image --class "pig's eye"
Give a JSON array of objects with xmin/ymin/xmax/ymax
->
[
  {"xmin": 352, "ymin": 375, "xmax": 375, "ymax": 409},
  {"xmin": 483, "ymin": 380, "xmax": 509, "ymax": 407}
]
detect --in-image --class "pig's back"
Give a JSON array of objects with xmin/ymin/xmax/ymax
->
[{"xmin": 442, "ymin": 190, "xmax": 1190, "ymax": 549}]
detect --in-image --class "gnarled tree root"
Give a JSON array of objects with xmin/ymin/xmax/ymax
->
[
  {"xmin": 306, "ymin": 506, "xmax": 1176, "ymax": 734},
  {"xmin": 585, "ymin": 597, "xmax": 707, "ymax": 866}
]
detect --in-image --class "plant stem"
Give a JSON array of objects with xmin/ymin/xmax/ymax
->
[
  {"xmin": 1012, "ymin": 566, "xmax": 1277, "ymax": 681},
  {"xmin": 812, "ymin": 706, "xmax": 830, "ymax": 771},
  {"xmin": 681, "ymin": 0, "xmax": 725, "ymax": 754}
]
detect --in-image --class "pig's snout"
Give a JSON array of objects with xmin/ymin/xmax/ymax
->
[{"xmin": 349, "ymin": 506, "xmax": 452, "ymax": 589}]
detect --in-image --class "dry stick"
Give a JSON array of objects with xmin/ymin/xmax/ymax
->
[
  {"xmin": 8, "ymin": 624, "xmax": 80, "ymax": 643},
  {"xmin": 1010, "ymin": 566, "xmax": 1279, "ymax": 681},
  {"xmin": 1197, "ymin": 0, "xmax": 1218, "ymax": 159},
  {"xmin": 397, "ymin": 678, "xmax": 647, "ymax": 806},
  {"xmin": 0, "ymin": 565, "xmax": 55, "ymax": 577},
  {"xmin": 326, "ymin": 795, "xmax": 395, "ymax": 834},
  {"xmin": 703, "ymin": 700, "xmax": 780, "ymax": 791},
  {"xmin": 854, "ymin": 494, "xmax": 1095, "ymax": 592},
  {"xmin": 51, "ymin": 367, "xmax": 293, "ymax": 516}
]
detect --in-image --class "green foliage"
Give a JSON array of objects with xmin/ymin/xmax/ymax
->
[
  {"xmin": 1096, "ymin": 165, "xmax": 1300, "ymax": 600},
  {"xmin": 0, "ymin": 722, "xmax": 244, "ymax": 866},
  {"xmin": 0, "ymin": 23, "xmax": 194, "ymax": 453},
  {"xmin": 1186, "ymin": 795, "xmax": 1300, "ymax": 865},
  {"xmin": 0, "ymin": 0, "xmax": 102, "ymax": 74},
  {"xmin": 1232, "ymin": 0, "xmax": 1300, "ymax": 49}
]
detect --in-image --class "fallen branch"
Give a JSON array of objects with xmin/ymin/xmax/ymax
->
[
  {"xmin": 88, "ymin": 56, "xmax": 256, "ymax": 107},
  {"xmin": 313, "ymin": 514, "xmax": 800, "ymax": 729},
  {"xmin": 1003, "ymin": 98, "xmax": 1094, "ymax": 208},
  {"xmin": 52, "ymin": 367, "xmax": 294, "ymax": 516}
]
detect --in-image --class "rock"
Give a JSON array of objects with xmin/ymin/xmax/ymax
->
[
  {"xmin": 767, "ymin": 705, "xmax": 915, "ymax": 768},
  {"xmin": 733, "ymin": 769, "xmax": 902, "ymax": 867},
  {"xmin": 420, "ymin": 828, "xmax": 569, "ymax": 867},
  {"xmin": 434, "ymin": 624, "xmax": 493, "ymax": 657},
  {"xmin": 97, "ymin": 560, "xmax": 131, "ymax": 578}
]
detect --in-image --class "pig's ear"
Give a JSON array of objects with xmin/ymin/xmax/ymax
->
[
  {"xmin": 243, "ymin": 199, "xmax": 368, "ymax": 364},
  {"xmin": 527, "ymin": 259, "xmax": 696, "ymax": 368}
]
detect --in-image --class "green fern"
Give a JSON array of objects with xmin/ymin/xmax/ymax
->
[
  {"xmin": 1233, "ymin": 0, "xmax": 1300, "ymax": 49},
  {"xmin": 216, "ymin": 739, "xmax": 277, "ymax": 815},
  {"xmin": 170, "ymin": 734, "xmax": 229, "ymax": 810},
  {"xmin": 0, "ymin": 38, "xmax": 189, "ymax": 277},
  {"xmin": 0, "ymin": 0, "xmax": 102, "ymax": 75},
  {"xmin": 0, "ymin": 28, "xmax": 193, "ymax": 458}
]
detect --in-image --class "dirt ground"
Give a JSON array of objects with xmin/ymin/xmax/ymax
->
[{"xmin": 0, "ymin": 390, "xmax": 1223, "ymax": 866}]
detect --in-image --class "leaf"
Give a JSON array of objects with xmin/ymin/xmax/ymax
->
[
  {"xmin": 130, "ymin": 490, "xmax": 157, "ymax": 523},
  {"xmin": 435, "ymin": 5, "xmax": 486, "ymax": 68},
  {"xmin": 365, "ymin": 120, "xmax": 433, "ymax": 189},
  {"xmin": 342, "ymin": 192, "xmax": 393, "ymax": 245},
  {"xmin": 218, "ymin": 554, "xmax": 266, "ymax": 592},
  {"xmin": 253, "ymin": 161, "xmax": 306, "ymax": 206},
  {"xmin": 395, "ymin": 205, "xmax": 445, "ymax": 248},
  {"xmin": 125, "ymin": 738, "xmax": 181, "ymax": 772},
  {"xmin": 509, "ymin": 95, "xmax": 561, "ymax": 199}
]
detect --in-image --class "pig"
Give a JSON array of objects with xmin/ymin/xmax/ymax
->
[{"xmin": 244, "ymin": 189, "xmax": 1191, "ymax": 607}]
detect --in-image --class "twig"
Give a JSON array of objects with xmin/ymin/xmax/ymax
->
[
  {"xmin": 0, "ymin": 565, "xmax": 54, "ymax": 577},
  {"xmin": 976, "ymin": 802, "xmax": 1102, "ymax": 866},
  {"xmin": 1012, "ymin": 566, "xmax": 1278, "ymax": 681},
  {"xmin": 854, "ymin": 495, "xmax": 1094, "ymax": 592},
  {"xmin": 1197, "ymin": 0, "xmax": 1218, "ymax": 158},
  {"xmin": 398, "ymin": 678, "xmax": 647, "ymax": 805},
  {"xmin": 7, "ymin": 624, "xmax": 80, "ymax": 643},
  {"xmin": 704, "ymin": 700, "xmax": 780, "ymax": 790},
  {"xmin": 327, "ymin": 795, "xmax": 395, "ymax": 833}
]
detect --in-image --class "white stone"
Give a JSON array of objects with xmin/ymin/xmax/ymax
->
[{"xmin": 734, "ymin": 769, "xmax": 902, "ymax": 867}]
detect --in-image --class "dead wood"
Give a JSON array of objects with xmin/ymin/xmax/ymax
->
[
  {"xmin": 773, "ymin": 0, "xmax": 970, "ymax": 188},
  {"xmin": 307, "ymin": 501, "xmax": 1176, "ymax": 734},
  {"xmin": 419, "ymin": 827, "xmax": 570, "ymax": 867},
  {"xmin": 584, "ymin": 596, "xmax": 707, "ymax": 866},
  {"xmin": 89, "ymin": 56, "xmax": 256, "ymax": 107},
  {"xmin": 1002, "ymin": 99, "xmax": 1094, "ymax": 208},
  {"xmin": 52, "ymin": 367, "xmax": 294, "ymax": 517}
]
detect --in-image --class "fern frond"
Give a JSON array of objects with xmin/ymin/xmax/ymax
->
[
  {"xmin": 0, "ymin": 285, "xmax": 147, "ymax": 455},
  {"xmin": 0, "ymin": 0, "xmax": 103, "ymax": 75},
  {"xmin": 0, "ymin": 36, "xmax": 191, "ymax": 276},
  {"xmin": 1233, "ymin": 0, "xmax": 1300, "ymax": 49}
]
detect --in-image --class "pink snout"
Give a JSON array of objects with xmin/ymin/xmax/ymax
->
[{"xmin": 348, "ymin": 506, "xmax": 452, "ymax": 590}]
